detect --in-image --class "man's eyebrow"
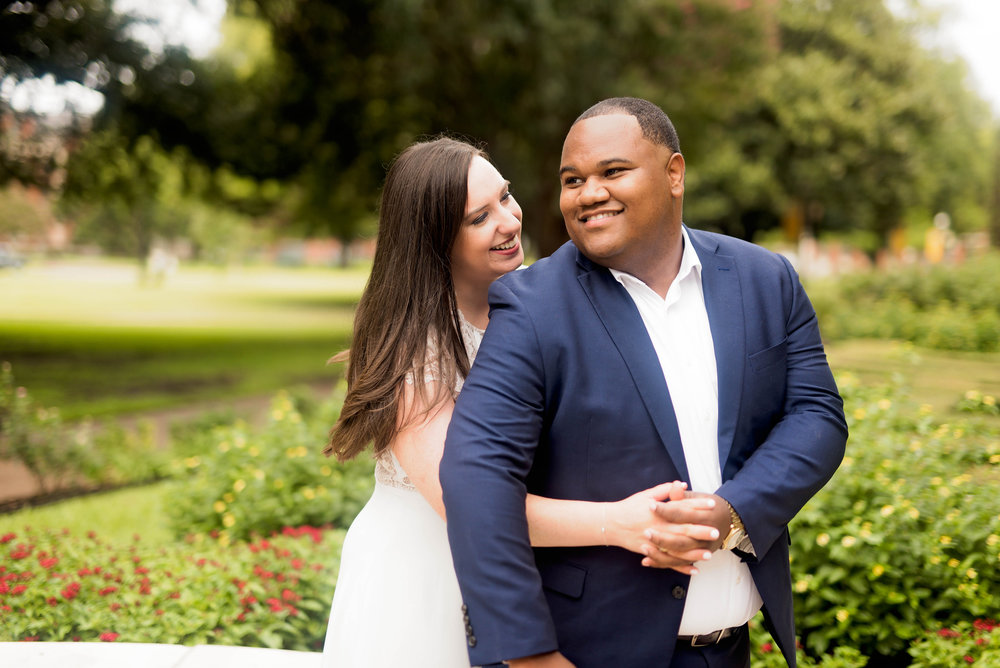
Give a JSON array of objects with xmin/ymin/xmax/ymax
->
[{"xmin": 559, "ymin": 158, "xmax": 630, "ymax": 177}]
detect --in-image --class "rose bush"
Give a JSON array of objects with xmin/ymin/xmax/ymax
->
[{"xmin": 0, "ymin": 524, "xmax": 342, "ymax": 649}]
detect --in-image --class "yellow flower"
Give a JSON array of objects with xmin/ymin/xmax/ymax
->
[
  {"xmin": 965, "ymin": 390, "xmax": 981, "ymax": 400},
  {"xmin": 316, "ymin": 485, "xmax": 328, "ymax": 496},
  {"xmin": 940, "ymin": 535, "xmax": 952, "ymax": 545},
  {"xmin": 248, "ymin": 446, "xmax": 260, "ymax": 457},
  {"xmin": 967, "ymin": 568, "xmax": 978, "ymax": 579},
  {"xmin": 816, "ymin": 533, "xmax": 830, "ymax": 547},
  {"xmin": 937, "ymin": 487, "xmax": 951, "ymax": 498},
  {"xmin": 930, "ymin": 556, "xmax": 941, "ymax": 565},
  {"xmin": 274, "ymin": 479, "xmax": 285, "ymax": 490},
  {"xmin": 184, "ymin": 456, "xmax": 201, "ymax": 469},
  {"xmin": 872, "ymin": 564, "xmax": 885, "ymax": 577},
  {"xmin": 233, "ymin": 479, "xmax": 246, "ymax": 493},
  {"xmin": 841, "ymin": 536, "xmax": 857, "ymax": 548},
  {"xmin": 222, "ymin": 513, "xmax": 236, "ymax": 528},
  {"xmin": 218, "ymin": 441, "xmax": 230, "ymax": 453},
  {"xmin": 218, "ymin": 531, "xmax": 230, "ymax": 547},
  {"xmin": 320, "ymin": 465, "xmax": 332, "ymax": 477},
  {"xmin": 908, "ymin": 508, "xmax": 920, "ymax": 520},
  {"xmin": 948, "ymin": 558, "xmax": 960, "ymax": 568},
  {"xmin": 880, "ymin": 505, "xmax": 894, "ymax": 517},
  {"xmin": 234, "ymin": 436, "xmax": 246, "ymax": 449},
  {"xmin": 213, "ymin": 501, "xmax": 226, "ymax": 513},
  {"xmin": 272, "ymin": 409, "xmax": 285, "ymax": 421},
  {"xmin": 302, "ymin": 487, "xmax": 316, "ymax": 500},
  {"xmin": 253, "ymin": 468, "xmax": 266, "ymax": 480},
  {"xmin": 986, "ymin": 535, "xmax": 999, "ymax": 547},
  {"xmin": 985, "ymin": 395, "xmax": 996, "ymax": 406},
  {"xmin": 877, "ymin": 399, "xmax": 892, "ymax": 411},
  {"xmin": 930, "ymin": 476, "xmax": 943, "ymax": 486},
  {"xmin": 919, "ymin": 404, "xmax": 933, "ymax": 416},
  {"xmin": 990, "ymin": 454, "xmax": 1000, "ymax": 464},
  {"xmin": 852, "ymin": 408, "xmax": 866, "ymax": 420},
  {"xmin": 841, "ymin": 456, "xmax": 854, "ymax": 467},
  {"xmin": 836, "ymin": 609, "xmax": 849, "ymax": 623},
  {"xmin": 795, "ymin": 579, "xmax": 809, "ymax": 593}
]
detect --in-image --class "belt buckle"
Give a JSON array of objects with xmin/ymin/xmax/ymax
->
[{"xmin": 689, "ymin": 629, "xmax": 723, "ymax": 647}]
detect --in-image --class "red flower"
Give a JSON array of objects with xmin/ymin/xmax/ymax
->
[
  {"xmin": 290, "ymin": 558, "xmax": 304, "ymax": 570},
  {"xmin": 964, "ymin": 656, "xmax": 974, "ymax": 664},
  {"xmin": 110, "ymin": 603, "xmax": 122, "ymax": 612},
  {"xmin": 938, "ymin": 629, "xmax": 962, "ymax": 638},
  {"xmin": 0, "ymin": 533, "xmax": 15, "ymax": 544},
  {"xmin": 47, "ymin": 597, "xmax": 59, "ymax": 606},
  {"xmin": 0, "ymin": 581, "xmax": 8, "ymax": 595},
  {"xmin": 39, "ymin": 557, "xmax": 58, "ymax": 570},
  {"xmin": 760, "ymin": 643, "xmax": 774, "ymax": 653},
  {"xmin": 77, "ymin": 568, "xmax": 92, "ymax": 577},
  {"xmin": 10, "ymin": 585, "xmax": 27, "ymax": 595},
  {"xmin": 10, "ymin": 544, "xmax": 31, "ymax": 560},
  {"xmin": 21, "ymin": 637, "xmax": 38, "ymax": 642},
  {"xmin": 99, "ymin": 632, "xmax": 119, "ymax": 642},
  {"xmin": 135, "ymin": 566, "xmax": 149, "ymax": 575},
  {"xmin": 99, "ymin": 586, "xmax": 118, "ymax": 596},
  {"xmin": 281, "ymin": 588, "xmax": 300, "ymax": 602},
  {"xmin": 974, "ymin": 619, "xmax": 997, "ymax": 632},
  {"xmin": 61, "ymin": 582, "xmax": 81, "ymax": 600}
]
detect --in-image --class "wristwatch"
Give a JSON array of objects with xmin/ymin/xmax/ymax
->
[{"xmin": 722, "ymin": 503, "xmax": 752, "ymax": 553}]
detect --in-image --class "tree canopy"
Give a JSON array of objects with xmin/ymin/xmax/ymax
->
[{"xmin": 2, "ymin": 0, "xmax": 996, "ymax": 257}]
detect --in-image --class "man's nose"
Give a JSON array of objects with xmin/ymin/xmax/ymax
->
[{"xmin": 579, "ymin": 178, "xmax": 609, "ymax": 205}]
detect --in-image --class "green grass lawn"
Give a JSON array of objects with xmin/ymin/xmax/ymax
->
[
  {"xmin": 825, "ymin": 338, "xmax": 1000, "ymax": 421},
  {"xmin": 0, "ymin": 481, "xmax": 177, "ymax": 546},
  {"xmin": 0, "ymin": 257, "xmax": 368, "ymax": 419}
]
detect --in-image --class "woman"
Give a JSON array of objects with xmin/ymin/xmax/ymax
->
[{"xmin": 321, "ymin": 137, "xmax": 694, "ymax": 666}]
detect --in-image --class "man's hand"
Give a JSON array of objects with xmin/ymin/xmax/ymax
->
[
  {"xmin": 641, "ymin": 492, "xmax": 732, "ymax": 570},
  {"xmin": 507, "ymin": 650, "xmax": 576, "ymax": 667}
]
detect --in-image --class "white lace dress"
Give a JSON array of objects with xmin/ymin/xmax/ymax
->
[{"xmin": 321, "ymin": 315, "xmax": 484, "ymax": 667}]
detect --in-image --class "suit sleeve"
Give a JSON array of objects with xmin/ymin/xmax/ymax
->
[
  {"xmin": 717, "ymin": 254, "xmax": 848, "ymax": 558},
  {"xmin": 440, "ymin": 278, "xmax": 559, "ymax": 664}
]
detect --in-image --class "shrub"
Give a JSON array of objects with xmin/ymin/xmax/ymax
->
[
  {"xmin": 789, "ymin": 374, "xmax": 1000, "ymax": 661},
  {"xmin": 908, "ymin": 620, "xmax": 1000, "ymax": 667},
  {"xmin": 0, "ymin": 362, "xmax": 168, "ymax": 494},
  {"xmin": 165, "ymin": 389, "xmax": 374, "ymax": 542},
  {"xmin": 809, "ymin": 253, "xmax": 1000, "ymax": 352},
  {"xmin": 0, "ymin": 525, "xmax": 342, "ymax": 649}
]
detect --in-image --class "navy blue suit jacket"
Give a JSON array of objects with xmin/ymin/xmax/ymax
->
[{"xmin": 440, "ymin": 228, "xmax": 847, "ymax": 667}]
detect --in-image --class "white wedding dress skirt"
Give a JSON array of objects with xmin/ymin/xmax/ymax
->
[{"xmin": 321, "ymin": 464, "xmax": 471, "ymax": 667}]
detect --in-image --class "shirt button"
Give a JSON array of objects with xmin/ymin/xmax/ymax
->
[
  {"xmin": 468, "ymin": 636, "xmax": 477, "ymax": 647},
  {"xmin": 672, "ymin": 586, "xmax": 686, "ymax": 599}
]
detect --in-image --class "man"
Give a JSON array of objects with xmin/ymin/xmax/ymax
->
[{"xmin": 440, "ymin": 97, "xmax": 847, "ymax": 667}]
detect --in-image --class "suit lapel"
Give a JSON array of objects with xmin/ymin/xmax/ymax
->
[
  {"xmin": 689, "ymin": 229, "xmax": 745, "ymax": 479},
  {"xmin": 576, "ymin": 253, "xmax": 690, "ymax": 483}
]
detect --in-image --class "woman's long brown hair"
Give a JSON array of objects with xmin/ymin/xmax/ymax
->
[{"xmin": 325, "ymin": 137, "xmax": 484, "ymax": 461}]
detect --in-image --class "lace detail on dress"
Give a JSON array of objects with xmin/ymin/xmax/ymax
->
[
  {"xmin": 380, "ymin": 311, "xmax": 484, "ymax": 491},
  {"xmin": 375, "ymin": 451, "xmax": 415, "ymax": 489}
]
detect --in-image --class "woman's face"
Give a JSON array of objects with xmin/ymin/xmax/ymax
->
[{"xmin": 450, "ymin": 156, "xmax": 524, "ymax": 293}]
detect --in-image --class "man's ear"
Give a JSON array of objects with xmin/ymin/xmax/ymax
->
[{"xmin": 666, "ymin": 152, "xmax": 685, "ymax": 198}]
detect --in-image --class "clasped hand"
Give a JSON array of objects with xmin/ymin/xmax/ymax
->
[{"xmin": 605, "ymin": 482, "xmax": 731, "ymax": 574}]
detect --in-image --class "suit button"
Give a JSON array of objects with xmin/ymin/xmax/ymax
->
[
  {"xmin": 672, "ymin": 586, "xmax": 686, "ymax": 599},
  {"xmin": 468, "ymin": 636, "xmax": 477, "ymax": 647},
  {"xmin": 461, "ymin": 604, "xmax": 468, "ymax": 613}
]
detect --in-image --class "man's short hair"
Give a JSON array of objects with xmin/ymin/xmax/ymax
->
[{"xmin": 574, "ymin": 97, "xmax": 681, "ymax": 153}]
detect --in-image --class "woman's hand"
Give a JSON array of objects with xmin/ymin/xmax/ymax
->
[{"xmin": 604, "ymin": 482, "xmax": 721, "ymax": 574}]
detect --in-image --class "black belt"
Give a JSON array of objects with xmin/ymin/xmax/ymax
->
[{"xmin": 677, "ymin": 625, "xmax": 741, "ymax": 647}]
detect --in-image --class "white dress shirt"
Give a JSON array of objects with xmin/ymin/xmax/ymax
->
[{"xmin": 609, "ymin": 227, "xmax": 762, "ymax": 635}]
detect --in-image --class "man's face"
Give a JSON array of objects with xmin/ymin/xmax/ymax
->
[{"xmin": 558, "ymin": 114, "xmax": 684, "ymax": 280}]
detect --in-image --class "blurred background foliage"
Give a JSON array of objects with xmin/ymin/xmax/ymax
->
[{"xmin": 1, "ymin": 0, "xmax": 997, "ymax": 260}]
